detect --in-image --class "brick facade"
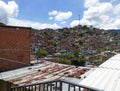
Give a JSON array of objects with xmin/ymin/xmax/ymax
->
[{"xmin": 0, "ymin": 24, "xmax": 31, "ymax": 72}]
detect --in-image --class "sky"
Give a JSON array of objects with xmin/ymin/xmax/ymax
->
[{"xmin": 0, "ymin": 0, "xmax": 120, "ymax": 30}]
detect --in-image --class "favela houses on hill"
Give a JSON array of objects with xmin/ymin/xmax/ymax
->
[
  {"xmin": 1, "ymin": 0, "xmax": 120, "ymax": 91},
  {"xmin": 1, "ymin": 23, "xmax": 120, "ymax": 91}
]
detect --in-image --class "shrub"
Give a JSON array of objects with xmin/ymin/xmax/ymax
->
[{"xmin": 35, "ymin": 49, "xmax": 48, "ymax": 58}]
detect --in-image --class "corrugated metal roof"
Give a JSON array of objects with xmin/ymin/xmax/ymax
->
[
  {"xmin": 0, "ymin": 61, "xmax": 90, "ymax": 86},
  {"xmin": 80, "ymin": 54, "xmax": 120, "ymax": 91}
]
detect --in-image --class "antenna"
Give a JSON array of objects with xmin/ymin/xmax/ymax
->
[{"xmin": 79, "ymin": 14, "xmax": 80, "ymax": 25}]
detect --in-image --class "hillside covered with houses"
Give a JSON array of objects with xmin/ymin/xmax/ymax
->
[{"xmin": 31, "ymin": 25, "xmax": 120, "ymax": 66}]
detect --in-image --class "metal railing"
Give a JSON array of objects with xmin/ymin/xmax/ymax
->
[{"xmin": 10, "ymin": 80, "xmax": 103, "ymax": 91}]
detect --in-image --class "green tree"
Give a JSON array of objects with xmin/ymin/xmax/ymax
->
[
  {"xmin": 35, "ymin": 50, "xmax": 48, "ymax": 58},
  {"xmin": 71, "ymin": 58, "xmax": 85, "ymax": 66},
  {"xmin": 73, "ymin": 50, "xmax": 79, "ymax": 57},
  {"xmin": 56, "ymin": 57, "xmax": 71, "ymax": 65},
  {"xmin": 67, "ymin": 53, "xmax": 75, "ymax": 59}
]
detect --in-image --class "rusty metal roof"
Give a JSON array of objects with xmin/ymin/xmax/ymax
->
[{"xmin": 0, "ymin": 61, "xmax": 90, "ymax": 86}]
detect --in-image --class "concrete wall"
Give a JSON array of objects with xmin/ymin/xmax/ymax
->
[{"xmin": 0, "ymin": 25, "xmax": 31, "ymax": 72}]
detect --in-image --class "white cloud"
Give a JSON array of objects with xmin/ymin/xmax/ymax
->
[
  {"xmin": 61, "ymin": 21, "xmax": 67, "ymax": 25},
  {"xmin": 114, "ymin": 4, "xmax": 120, "ymax": 16},
  {"xmin": 0, "ymin": 7, "xmax": 7, "ymax": 24},
  {"xmin": 70, "ymin": 20, "xmax": 79, "ymax": 27},
  {"xmin": 113, "ymin": 19, "xmax": 120, "ymax": 29},
  {"xmin": 48, "ymin": 10, "xmax": 72, "ymax": 21},
  {"xmin": 6, "ymin": 1, "xmax": 19, "ymax": 18},
  {"xmin": 0, "ymin": 0, "xmax": 18, "ymax": 24},
  {"xmin": 8, "ymin": 18, "xmax": 60, "ymax": 29},
  {"xmin": 48, "ymin": 10, "xmax": 58, "ymax": 16},
  {"xmin": 55, "ymin": 11, "xmax": 72, "ymax": 21},
  {"xmin": 84, "ymin": 0, "xmax": 99, "ymax": 8},
  {"xmin": 70, "ymin": 0, "xmax": 120, "ymax": 29},
  {"xmin": 49, "ymin": 17, "xmax": 53, "ymax": 20}
]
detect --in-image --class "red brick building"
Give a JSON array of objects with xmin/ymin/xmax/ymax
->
[{"xmin": 0, "ymin": 24, "xmax": 31, "ymax": 72}]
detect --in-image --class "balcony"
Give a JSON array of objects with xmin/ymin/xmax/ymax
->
[{"xmin": 10, "ymin": 80, "xmax": 103, "ymax": 91}]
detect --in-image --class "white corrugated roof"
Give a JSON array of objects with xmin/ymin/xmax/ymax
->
[{"xmin": 80, "ymin": 54, "xmax": 120, "ymax": 91}]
